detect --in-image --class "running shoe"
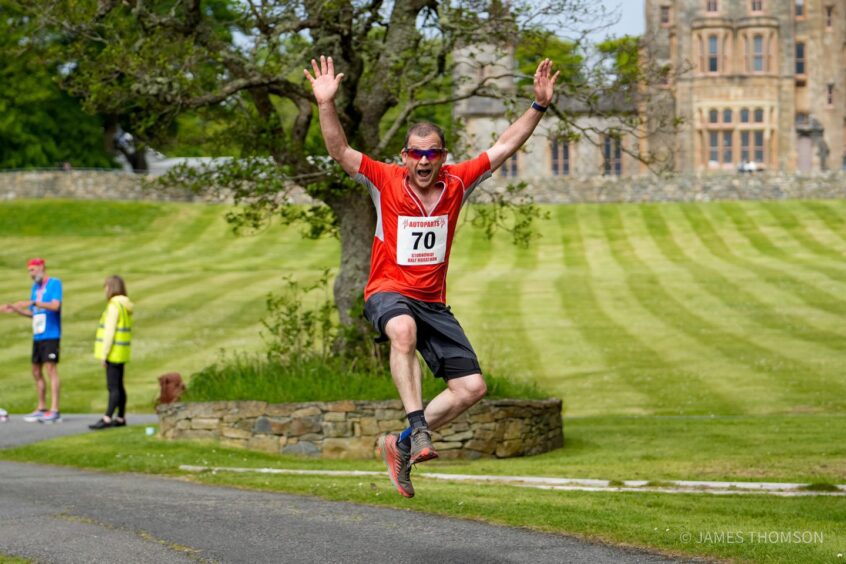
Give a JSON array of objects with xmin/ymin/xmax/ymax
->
[
  {"xmin": 378, "ymin": 432, "xmax": 415, "ymax": 498},
  {"xmin": 113, "ymin": 418, "xmax": 126, "ymax": 427},
  {"xmin": 88, "ymin": 418, "xmax": 113, "ymax": 430},
  {"xmin": 38, "ymin": 411, "xmax": 62, "ymax": 424},
  {"xmin": 409, "ymin": 427, "xmax": 439, "ymax": 464},
  {"xmin": 23, "ymin": 409, "xmax": 46, "ymax": 423}
]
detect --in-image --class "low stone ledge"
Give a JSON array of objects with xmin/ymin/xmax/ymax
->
[{"xmin": 157, "ymin": 399, "xmax": 563, "ymax": 459}]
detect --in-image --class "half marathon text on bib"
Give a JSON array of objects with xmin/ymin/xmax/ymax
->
[{"xmin": 397, "ymin": 215, "xmax": 448, "ymax": 266}]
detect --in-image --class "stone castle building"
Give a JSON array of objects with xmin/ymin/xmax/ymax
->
[
  {"xmin": 452, "ymin": 45, "xmax": 645, "ymax": 183},
  {"xmin": 454, "ymin": 1, "xmax": 844, "ymax": 180},
  {"xmin": 647, "ymin": 0, "xmax": 845, "ymax": 172}
]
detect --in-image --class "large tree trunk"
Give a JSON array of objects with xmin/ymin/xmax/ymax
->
[{"xmin": 328, "ymin": 188, "xmax": 376, "ymax": 334}]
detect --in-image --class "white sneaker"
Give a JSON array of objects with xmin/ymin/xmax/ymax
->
[{"xmin": 23, "ymin": 409, "xmax": 46, "ymax": 423}]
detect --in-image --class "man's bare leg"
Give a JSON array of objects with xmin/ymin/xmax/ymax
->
[
  {"xmin": 31, "ymin": 363, "xmax": 46, "ymax": 411},
  {"xmin": 424, "ymin": 373, "xmax": 487, "ymax": 431},
  {"xmin": 44, "ymin": 362, "xmax": 60, "ymax": 413},
  {"xmin": 384, "ymin": 315, "xmax": 423, "ymax": 413}
]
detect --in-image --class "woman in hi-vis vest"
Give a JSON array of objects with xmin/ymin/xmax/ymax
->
[{"xmin": 90, "ymin": 275, "xmax": 134, "ymax": 430}]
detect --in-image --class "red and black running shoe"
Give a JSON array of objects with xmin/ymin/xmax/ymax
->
[{"xmin": 378, "ymin": 432, "xmax": 415, "ymax": 498}]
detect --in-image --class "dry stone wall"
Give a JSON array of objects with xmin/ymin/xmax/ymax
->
[
  {"xmin": 157, "ymin": 399, "xmax": 563, "ymax": 459},
  {"xmin": 5, "ymin": 170, "xmax": 846, "ymax": 204}
]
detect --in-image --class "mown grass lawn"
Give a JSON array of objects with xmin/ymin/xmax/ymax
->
[
  {"xmin": 1, "ymin": 198, "xmax": 845, "ymax": 563},
  {"xmin": 2, "ymin": 198, "xmax": 845, "ymax": 418}
]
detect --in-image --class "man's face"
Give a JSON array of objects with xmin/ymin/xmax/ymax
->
[
  {"xmin": 401, "ymin": 133, "xmax": 447, "ymax": 190},
  {"xmin": 28, "ymin": 265, "xmax": 44, "ymax": 282}
]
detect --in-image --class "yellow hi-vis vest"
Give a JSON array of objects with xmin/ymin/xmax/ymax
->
[{"xmin": 94, "ymin": 300, "xmax": 132, "ymax": 363}]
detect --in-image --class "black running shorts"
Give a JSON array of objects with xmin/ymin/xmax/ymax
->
[
  {"xmin": 364, "ymin": 292, "xmax": 481, "ymax": 380},
  {"xmin": 32, "ymin": 339, "xmax": 60, "ymax": 364}
]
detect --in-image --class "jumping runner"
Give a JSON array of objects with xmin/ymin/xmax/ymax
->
[{"xmin": 305, "ymin": 54, "xmax": 558, "ymax": 497}]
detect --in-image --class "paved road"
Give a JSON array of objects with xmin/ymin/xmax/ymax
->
[
  {"xmin": 0, "ymin": 413, "xmax": 158, "ymax": 448},
  {"xmin": 0, "ymin": 417, "xmax": 686, "ymax": 564}
]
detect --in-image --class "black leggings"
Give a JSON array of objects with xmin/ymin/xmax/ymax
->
[{"xmin": 105, "ymin": 361, "xmax": 127, "ymax": 418}]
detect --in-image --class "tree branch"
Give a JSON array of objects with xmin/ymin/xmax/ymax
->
[{"xmin": 375, "ymin": 73, "xmax": 515, "ymax": 154}]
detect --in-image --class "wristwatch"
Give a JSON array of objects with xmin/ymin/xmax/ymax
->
[{"xmin": 531, "ymin": 101, "xmax": 548, "ymax": 113}]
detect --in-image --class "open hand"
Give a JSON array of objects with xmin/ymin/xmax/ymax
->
[
  {"xmin": 533, "ymin": 58, "xmax": 560, "ymax": 108},
  {"xmin": 304, "ymin": 55, "xmax": 344, "ymax": 105}
]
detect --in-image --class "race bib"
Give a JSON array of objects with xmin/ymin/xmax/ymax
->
[
  {"xmin": 397, "ymin": 215, "xmax": 448, "ymax": 266},
  {"xmin": 33, "ymin": 313, "xmax": 46, "ymax": 335}
]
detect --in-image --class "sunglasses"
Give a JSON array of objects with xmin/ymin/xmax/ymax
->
[{"xmin": 404, "ymin": 147, "xmax": 446, "ymax": 160}]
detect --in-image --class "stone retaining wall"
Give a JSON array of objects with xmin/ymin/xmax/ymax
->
[
  {"xmin": 157, "ymin": 399, "xmax": 563, "ymax": 459},
  {"xmin": 4, "ymin": 170, "xmax": 846, "ymax": 204}
]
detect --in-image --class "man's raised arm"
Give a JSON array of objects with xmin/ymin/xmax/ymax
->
[
  {"xmin": 304, "ymin": 55, "xmax": 362, "ymax": 177},
  {"xmin": 486, "ymin": 58, "xmax": 560, "ymax": 172}
]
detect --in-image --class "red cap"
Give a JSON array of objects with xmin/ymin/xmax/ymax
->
[{"xmin": 27, "ymin": 258, "xmax": 46, "ymax": 268}]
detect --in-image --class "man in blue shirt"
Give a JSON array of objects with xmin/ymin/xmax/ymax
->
[{"xmin": 1, "ymin": 258, "xmax": 63, "ymax": 423}]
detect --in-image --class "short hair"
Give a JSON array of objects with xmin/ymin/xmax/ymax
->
[
  {"xmin": 404, "ymin": 122, "xmax": 446, "ymax": 148},
  {"xmin": 104, "ymin": 275, "xmax": 127, "ymax": 300}
]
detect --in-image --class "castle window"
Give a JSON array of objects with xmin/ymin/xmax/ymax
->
[
  {"xmin": 827, "ymin": 83, "xmax": 835, "ymax": 106},
  {"xmin": 707, "ymin": 130, "xmax": 734, "ymax": 166},
  {"xmin": 795, "ymin": 42, "xmax": 806, "ymax": 74},
  {"xmin": 740, "ymin": 131, "xmax": 767, "ymax": 163},
  {"xmin": 740, "ymin": 131, "xmax": 751, "ymax": 162},
  {"xmin": 707, "ymin": 0, "xmax": 718, "ymax": 12},
  {"xmin": 722, "ymin": 131, "xmax": 733, "ymax": 163},
  {"xmin": 796, "ymin": 0, "xmax": 804, "ymax": 17},
  {"xmin": 723, "ymin": 109, "xmax": 733, "ymax": 123},
  {"xmin": 551, "ymin": 139, "xmax": 570, "ymax": 176},
  {"xmin": 751, "ymin": 0, "xmax": 763, "ymax": 11},
  {"xmin": 754, "ymin": 131, "xmax": 765, "ymax": 162},
  {"xmin": 708, "ymin": 35, "xmax": 719, "ymax": 72},
  {"xmin": 500, "ymin": 154, "xmax": 519, "ymax": 178},
  {"xmin": 603, "ymin": 136, "xmax": 622, "ymax": 176},
  {"xmin": 740, "ymin": 108, "xmax": 750, "ymax": 123},
  {"xmin": 826, "ymin": 5, "xmax": 834, "ymax": 28},
  {"xmin": 754, "ymin": 108, "xmax": 764, "ymax": 122},
  {"xmin": 709, "ymin": 109, "xmax": 719, "ymax": 123},
  {"xmin": 660, "ymin": 6, "xmax": 671, "ymax": 24},
  {"xmin": 753, "ymin": 34, "xmax": 765, "ymax": 72}
]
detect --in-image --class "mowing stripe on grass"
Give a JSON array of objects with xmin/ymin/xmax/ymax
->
[
  {"xmin": 600, "ymin": 205, "xmax": 846, "ymax": 411},
  {"xmin": 803, "ymin": 200, "xmax": 846, "ymax": 245},
  {"xmin": 555, "ymin": 205, "xmax": 710, "ymax": 414},
  {"xmin": 719, "ymin": 202, "xmax": 846, "ymax": 283},
  {"xmin": 760, "ymin": 201, "xmax": 846, "ymax": 263},
  {"xmin": 680, "ymin": 204, "xmax": 846, "ymax": 319},
  {"xmin": 640, "ymin": 205, "xmax": 846, "ymax": 354},
  {"xmin": 476, "ymin": 233, "xmax": 543, "ymax": 379},
  {"xmin": 588, "ymin": 206, "xmax": 748, "ymax": 414}
]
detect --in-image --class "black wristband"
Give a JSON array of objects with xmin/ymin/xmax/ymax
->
[{"xmin": 531, "ymin": 101, "xmax": 548, "ymax": 113}]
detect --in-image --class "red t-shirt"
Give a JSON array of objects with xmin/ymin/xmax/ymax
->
[{"xmin": 354, "ymin": 153, "xmax": 492, "ymax": 303}]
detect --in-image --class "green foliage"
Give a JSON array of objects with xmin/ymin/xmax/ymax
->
[
  {"xmin": 469, "ymin": 182, "xmax": 550, "ymax": 247},
  {"xmin": 515, "ymin": 32, "xmax": 584, "ymax": 89},
  {"xmin": 0, "ymin": 1, "xmax": 116, "ymax": 169},
  {"xmin": 261, "ymin": 270, "xmax": 336, "ymax": 363},
  {"xmin": 596, "ymin": 35, "xmax": 642, "ymax": 88}
]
